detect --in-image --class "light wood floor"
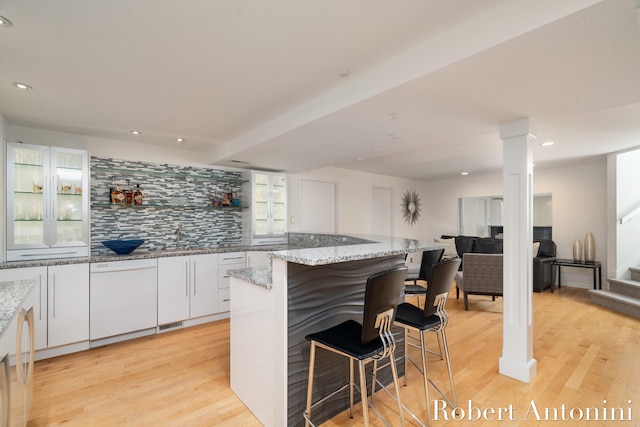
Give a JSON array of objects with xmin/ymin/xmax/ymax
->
[{"xmin": 28, "ymin": 286, "xmax": 640, "ymax": 426}]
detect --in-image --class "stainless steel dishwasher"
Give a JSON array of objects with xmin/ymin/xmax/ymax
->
[{"xmin": 90, "ymin": 258, "xmax": 158, "ymax": 342}]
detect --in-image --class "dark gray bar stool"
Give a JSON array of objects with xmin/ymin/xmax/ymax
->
[
  {"xmin": 394, "ymin": 258, "xmax": 461, "ymax": 427},
  {"xmin": 303, "ymin": 266, "xmax": 408, "ymax": 427}
]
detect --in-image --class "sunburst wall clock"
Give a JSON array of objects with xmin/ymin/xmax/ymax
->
[{"xmin": 402, "ymin": 189, "xmax": 421, "ymax": 225}]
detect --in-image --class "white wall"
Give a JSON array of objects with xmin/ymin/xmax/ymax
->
[
  {"xmin": 422, "ymin": 159, "xmax": 607, "ymax": 289},
  {"xmin": 286, "ymin": 167, "xmax": 429, "ymax": 240}
]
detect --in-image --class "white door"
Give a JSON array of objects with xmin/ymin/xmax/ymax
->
[
  {"xmin": 300, "ymin": 179, "xmax": 336, "ymax": 233},
  {"xmin": 372, "ymin": 187, "xmax": 392, "ymax": 236}
]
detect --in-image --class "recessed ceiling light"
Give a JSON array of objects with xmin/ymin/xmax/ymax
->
[
  {"xmin": 131, "ymin": 130, "xmax": 141, "ymax": 135},
  {"xmin": 389, "ymin": 132, "xmax": 399, "ymax": 139},
  {"xmin": 541, "ymin": 141, "xmax": 555, "ymax": 146},
  {"xmin": 12, "ymin": 82, "xmax": 32, "ymax": 90},
  {"xmin": 339, "ymin": 69, "xmax": 350, "ymax": 78},
  {"xmin": 389, "ymin": 112, "xmax": 401, "ymax": 120},
  {"xmin": 176, "ymin": 138, "xmax": 185, "ymax": 143},
  {"xmin": 461, "ymin": 172, "xmax": 469, "ymax": 176},
  {"xmin": 0, "ymin": 15, "xmax": 12, "ymax": 27}
]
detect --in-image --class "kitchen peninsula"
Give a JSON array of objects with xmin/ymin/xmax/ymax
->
[{"xmin": 229, "ymin": 233, "xmax": 445, "ymax": 427}]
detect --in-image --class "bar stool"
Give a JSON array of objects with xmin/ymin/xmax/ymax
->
[
  {"xmin": 303, "ymin": 266, "xmax": 408, "ymax": 427},
  {"xmin": 394, "ymin": 258, "xmax": 461, "ymax": 427},
  {"xmin": 404, "ymin": 248, "xmax": 445, "ymax": 306}
]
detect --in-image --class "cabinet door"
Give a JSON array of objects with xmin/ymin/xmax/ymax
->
[
  {"xmin": 6, "ymin": 143, "xmax": 48, "ymax": 250},
  {"xmin": 50, "ymin": 147, "xmax": 89, "ymax": 248},
  {"xmin": 0, "ymin": 267, "xmax": 47, "ymax": 351},
  {"xmin": 157, "ymin": 256, "xmax": 190, "ymax": 324},
  {"xmin": 190, "ymin": 254, "xmax": 218, "ymax": 318},
  {"xmin": 47, "ymin": 264, "xmax": 89, "ymax": 348}
]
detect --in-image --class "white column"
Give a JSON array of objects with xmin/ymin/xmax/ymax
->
[{"xmin": 498, "ymin": 118, "xmax": 537, "ymax": 383}]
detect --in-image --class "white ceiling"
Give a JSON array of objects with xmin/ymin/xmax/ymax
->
[{"xmin": 1, "ymin": 0, "xmax": 639, "ymax": 181}]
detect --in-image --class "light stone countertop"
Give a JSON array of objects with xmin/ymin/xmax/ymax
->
[
  {"xmin": 229, "ymin": 234, "xmax": 446, "ymax": 289},
  {"xmin": 0, "ymin": 279, "xmax": 35, "ymax": 339},
  {"xmin": 0, "ymin": 244, "xmax": 286, "ymax": 270}
]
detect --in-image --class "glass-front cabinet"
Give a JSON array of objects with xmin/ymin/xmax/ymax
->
[
  {"xmin": 6, "ymin": 142, "xmax": 89, "ymax": 261},
  {"xmin": 250, "ymin": 171, "xmax": 286, "ymax": 245}
]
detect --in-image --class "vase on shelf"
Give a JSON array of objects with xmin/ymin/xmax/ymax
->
[
  {"xmin": 584, "ymin": 232, "xmax": 595, "ymax": 262},
  {"xmin": 572, "ymin": 239, "xmax": 583, "ymax": 263}
]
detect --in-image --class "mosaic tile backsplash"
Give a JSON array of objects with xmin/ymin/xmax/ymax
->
[{"xmin": 90, "ymin": 157, "xmax": 247, "ymax": 254}]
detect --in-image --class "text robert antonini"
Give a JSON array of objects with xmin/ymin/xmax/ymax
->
[{"xmin": 434, "ymin": 400, "xmax": 634, "ymax": 422}]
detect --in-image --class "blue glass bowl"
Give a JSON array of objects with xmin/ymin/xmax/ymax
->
[{"xmin": 102, "ymin": 239, "xmax": 144, "ymax": 254}]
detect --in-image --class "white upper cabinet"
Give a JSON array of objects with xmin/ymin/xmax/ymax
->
[
  {"xmin": 248, "ymin": 171, "xmax": 287, "ymax": 245},
  {"xmin": 6, "ymin": 142, "xmax": 89, "ymax": 261}
]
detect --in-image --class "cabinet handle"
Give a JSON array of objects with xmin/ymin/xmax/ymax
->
[
  {"xmin": 52, "ymin": 273, "xmax": 56, "ymax": 319},
  {"xmin": 222, "ymin": 256, "xmax": 244, "ymax": 261},
  {"xmin": 223, "ymin": 299, "xmax": 230, "ymax": 302},
  {"xmin": 38, "ymin": 273, "xmax": 43, "ymax": 321},
  {"xmin": 185, "ymin": 261, "xmax": 189, "ymax": 297},
  {"xmin": 193, "ymin": 262, "xmax": 197, "ymax": 296}
]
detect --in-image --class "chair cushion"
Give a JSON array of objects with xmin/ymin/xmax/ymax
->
[
  {"xmin": 305, "ymin": 320, "xmax": 385, "ymax": 360},
  {"xmin": 472, "ymin": 237, "xmax": 503, "ymax": 254},
  {"xmin": 434, "ymin": 237, "xmax": 458, "ymax": 258},
  {"xmin": 454, "ymin": 236, "xmax": 476, "ymax": 257},
  {"xmin": 536, "ymin": 239, "xmax": 556, "ymax": 257},
  {"xmin": 394, "ymin": 302, "xmax": 442, "ymax": 331}
]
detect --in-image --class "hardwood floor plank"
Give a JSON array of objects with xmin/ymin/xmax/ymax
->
[{"xmin": 27, "ymin": 287, "xmax": 640, "ymax": 426}]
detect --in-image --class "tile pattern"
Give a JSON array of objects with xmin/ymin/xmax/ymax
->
[{"xmin": 90, "ymin": 157, "xmax": 246, "ymax": 254}]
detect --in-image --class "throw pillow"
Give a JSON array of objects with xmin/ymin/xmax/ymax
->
[
  {"xmin": 434, "ymin": 237, "xmax": 458, "ymax": 258},
  {"xmin": 533, "ymin": 241, "xmax": 540, "ymax": 257}
]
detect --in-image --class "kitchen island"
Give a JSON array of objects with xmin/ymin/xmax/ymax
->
[{"xmin": 229, "ymin": 234, "xmax": 445, "ymax": 427}]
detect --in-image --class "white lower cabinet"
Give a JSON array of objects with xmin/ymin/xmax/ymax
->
[
  {"xmin": 0, "ymin": 285, "xmax": 35, "ymax": 427},
  {"xmin": 158, "ymin": 253, "xmax": 219, "ymax": 325},
  {"xmin": 191, "ymin": 254, "xmax": 221, "ymax": 319},
  {"xmin": 157, "ymin": 256, "xmax": 190, "ymax": 325},
  {"xmin": 218, "ymin": 252, "xmax": 246, "ymax": 312},
  {"xmin": 0, "ymin": 267, "xmax": 47, "ymax": 352},
  {"xmin": 48, "ymin": 264, "xmax": 90, "ymax": 347}
]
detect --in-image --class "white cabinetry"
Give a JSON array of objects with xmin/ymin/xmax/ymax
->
[
  {"xmin": 246, "ymin": 251, "xmax": 270, "ymax": 268},
  {"xmin": 157, "ymin": 256, "xmax": 190, "ymax": 324},
  {"xmin": 0, "ymin": 267, "xmax": 47, "ymax": 351},
  {"xmin": 47, "ymin": 264, "xmax": 89, "ymax": 348},
  {"xmin": 0, "ymin": 285, "xmax": 35, "ymax": 427},
  {"xmin": 246, "ymin": 171, "xmax": 287, "ymax": 245},
  {"xmin": 6, "ymin": 143, "xmax": 89, "ymax": 261},
  {"xmin": 218, "ymin": 252, "xmax": 246, "ymax": 312},
  {"xmin": 158, "ymin": 253, "xmax": 220, "ymax": 325}
]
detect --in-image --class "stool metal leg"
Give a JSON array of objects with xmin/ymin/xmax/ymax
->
[
  {"xmin": 358, "ymin": 360, "xmax": 370, "ymax": 426},
  {"xmin": 349, "ymin": 358, "xmax": 354, "ymax": 418},
  {"xmin": 440, "ymin": 328, "xmax": 457, "ymax": 408},
  {"xmin": 420, "ymin": 331, "xmax": 433, "ymax": 426},
  {"xmin": 304, "ymin": 342, "xmax": 317, "ymax": 427}
]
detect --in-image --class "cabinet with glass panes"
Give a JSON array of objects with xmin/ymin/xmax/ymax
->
[{"xmin": 6, "ymin": 142, "xmax": 89, "ymax": 261}]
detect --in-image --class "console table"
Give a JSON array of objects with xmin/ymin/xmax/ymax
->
[{"xmin": 552, "ymin": 258, "xmax": 602, "ymax": 290}]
